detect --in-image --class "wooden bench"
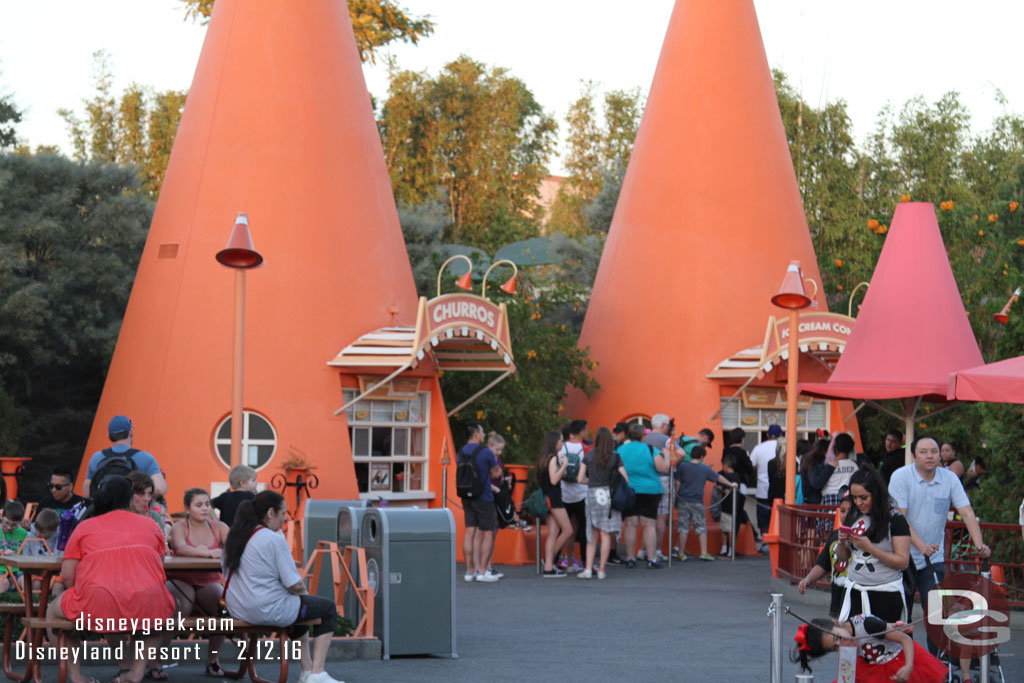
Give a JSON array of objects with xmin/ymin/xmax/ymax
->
[{"xmin": 20, "ymin": 616, "xmax": 322, "ymax": 683}]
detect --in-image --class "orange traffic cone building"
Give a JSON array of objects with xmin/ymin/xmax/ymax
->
[
  {"xmin": 78, "ymin": 0, "xmax": 452, "ymax": 511},
  {"xmin": 569, "ymin": 0, "xmax": 857, "ymax": 457}
]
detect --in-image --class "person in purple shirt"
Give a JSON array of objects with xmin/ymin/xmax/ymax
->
[
  {"xmin": 459, "ymin": 422, "xmax": 502, "ymax": 583},
  {"xmin": 675, "ymin": 445, "xmax": 737, "ymax": 561}
]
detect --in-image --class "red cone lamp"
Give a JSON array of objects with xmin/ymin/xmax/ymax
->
[
  {"xmin": 771, "ymin": 261, "xmax": 811, "ymax": 309},
  {"xmin": 216, "ymin": 213, "xmax": 264, "ymax": 269},
  {"xmin": 499, "ymin": 275, "xmax": 517, "ymax": 295},
  {"xmin": 455, "ymin": 271, "xmax": 474, "ymax": 291},
  {"xmin": 993, "ymin": 287, "xmax": 1020, "ymax": 324}
]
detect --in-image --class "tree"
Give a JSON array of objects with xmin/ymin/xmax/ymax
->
[
  {"xmin": 397, "ymin": 197, "xmax": 447, "ymax": 296},
  {"xmin": 0, "ymin": 151, "xmax": 152, "ymax": 493},
  {"xmin": 59, "ymin": 53, "xmax": 186, "ymax": 195},
  {"xmin": 548, "ymin": 84, "xmax": 643, "ymax": 236},
  {"xmin": 378, "ymin": 55, "xmax": 557, "ymax": 253},
  {"xmin": 440, "ymin": 274, "xmax": 598, "ymax": 464},
  {"xmin": 0, "ymin": 88, "xmax": 20, "ymax": 150},
  {"xmin": 178, "ymin": 0, "xmax": 434, "ymax": 65}
]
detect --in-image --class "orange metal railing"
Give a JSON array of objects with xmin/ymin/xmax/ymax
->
[{"xmin": 300, "ymin": 541, "xmax": 375, "ymax": 638}]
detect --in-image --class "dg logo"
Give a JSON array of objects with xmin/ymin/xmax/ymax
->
[{"xmin": 924, "ymin": 572, "xmax": 1011, "ymax": 659}]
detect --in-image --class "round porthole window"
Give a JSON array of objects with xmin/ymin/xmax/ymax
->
[{"xmin": 213, "ymin": 411, "xmax": 277, "ymax": 469}]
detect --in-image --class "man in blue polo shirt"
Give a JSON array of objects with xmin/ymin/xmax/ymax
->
[
  {"xmin": 889, "ymin": 434, "xmax": 990, "ymax": 655},
  {"xmin": 83, "ymin": 415, "xmax": 166, "ymax": 497},
  {"xmin": 458, "ymin": 421, "xmax": 502, "ymax": 583}
]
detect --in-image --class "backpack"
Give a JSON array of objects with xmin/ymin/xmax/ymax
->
[
  {"xmin": 609, "ymin": 467, "xmax": 636, "ymax": 514},
  {"xmin": 91, "ymin": 447, "xmax": 140, "ymax": 495},
  {"xmin": 521, "ymin": 489, "xmax": 549, "ymax": 519},
  {"xmin": 494, "ymin": 474, "xmax": 517, "ymax": 528},
  {"xmin": 455, "ymin": 444, "xmax": 486, "ymax": 499},
  {"xmin": 676, "ymin": 436, "xmax": 701, "ymax": 461},
  {"xmin": 562, "ymin": 444, "xmax": 583, "ymax": 483}
]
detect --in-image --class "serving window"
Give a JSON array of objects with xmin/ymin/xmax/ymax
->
[{"xmin": 343, "ymin": 389, "xmax": 429, "ymax": 495}]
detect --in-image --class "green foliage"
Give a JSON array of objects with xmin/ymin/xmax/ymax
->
[
  {"xmin": 0, "ymin": 88, "xmax": 20, "ymax": 150},
  {"xmin": 59, "ymin": 52, "xmax": 186, "ymax": 195},
  {"xmin": 378, "ymin": 55, "xmax": 557, "ymax": 253},
  {"xmin": 178, "ymin": 0, "xmax": 434, "ymax": 65},
  {"xmin": 0, "ymin": 151, "xmax": 152, "ymax": 479},
  {"xmin": 549, "ymin": 84, "xmax": 643, "ymax": 236},
  {"xmin": 441, "ymin": 276, "xmax": 599, "ymax": 464},
  {"xmin": 396, "ymin": 197, "xmax": 447, "ymax": 297}
]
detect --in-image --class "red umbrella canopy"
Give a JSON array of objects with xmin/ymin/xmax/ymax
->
[
  {"xmin": 948, "ymin": 355, "xmax": 1024, "ymax": 404},
  {"xmin": 802, "ymin": 202, "xmax": 982, "ymax": 402}
]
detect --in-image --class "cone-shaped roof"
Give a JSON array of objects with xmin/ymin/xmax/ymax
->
[
  {"xmin": 79, "ymin": 0, "xmax": 418, "ymax": 499},
  {"xmin": 803, "ymin": 203, "xmax": 982, "ymax": 401},
  {"xmin": 948, "ymin": 355, "xmax": 1024, "ymax": 404},
  {"xmin": 567, "ymin": 0, "xmax": 826, "ymax": 434}
]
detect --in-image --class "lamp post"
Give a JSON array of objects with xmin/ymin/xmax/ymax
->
[
  {"xmin": 436, "ymin": 254, "xmax": 474, "ymax": 297},
  {"xmin": 771, "ymin": 261, "xmax": 813, "ymax": 505},
  {"xmin": 216, "ymin": 213, "xmax": 264, "ymax": 469},
  {"xmin": 481, "ymin": 259, "xmax": 518, "ymax": 297}
]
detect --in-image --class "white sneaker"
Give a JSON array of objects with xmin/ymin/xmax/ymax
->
[
  {"xmin": 597, "ymin": 571, "xmax": 607, "ymax": 580},
  {"xmin": 480, "ymin": 569, "xmax": 503, "ymax": 580},
  {"xmin": 464, "ymin": 572, "xmax": 476, "ymax": 582},
  {"xmin": 306, "ymin": 672, "xmax": 345, "ymax": 683},
  {"xmin": 298, "ymin": 672, "xmax": 310, "ymax": 683},
  {"xmin": 576, "ymin": 569, "xmax": 593, "ymax": 579},
  {"xmin": 637, "ymin": 549, "xmax": 647, "ymax": 560},
  {"xmin": 655, "ymin": 550, "xmax": 668, "ymax": 562},
  {"xmin": 475, "ymin": 571, "xmax": 500, "ymax": 582}
]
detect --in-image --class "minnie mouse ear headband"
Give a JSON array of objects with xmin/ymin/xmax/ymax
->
[{"xmin": 794, "ymin": 624, "xmax": 812, "ymax": 651}]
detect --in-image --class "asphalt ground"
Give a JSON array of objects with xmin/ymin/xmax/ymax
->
[{"xmin": 30, "ymin": 555, "xmax": 1024, "ymax": 681}]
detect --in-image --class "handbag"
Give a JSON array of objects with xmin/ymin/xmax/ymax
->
[
  {"xmin": 521, "ymin": 489, "xmax": 549, "ymax": 519},
  {"xmin": 609, "ymin": 469, "xmax": 635, "ymax": 514}
]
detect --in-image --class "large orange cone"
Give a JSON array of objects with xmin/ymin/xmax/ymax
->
[
  {"xmin": 79, "ymin": 0, "xmax": 436, "ymax": 504},
  {"xmin": 567, "ymin": 0, "xmax": 827, "ymax": 445}
]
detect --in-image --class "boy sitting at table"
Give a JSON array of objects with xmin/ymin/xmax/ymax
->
[
  {"xmin": 0, "ymin": 501, "xmax": 28, "ymax": 593},
  {"xmin": 19, "ymin": 508, "xmax": 65, "ymax": 594}
]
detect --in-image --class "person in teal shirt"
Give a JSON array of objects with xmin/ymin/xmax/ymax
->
[{"xmin": 617, "ymin": 423, "xmax": 671, "ymax": 568}]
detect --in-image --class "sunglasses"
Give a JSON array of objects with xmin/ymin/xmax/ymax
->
[{"xmin": 48, "ymin": 482, "xmax": 70, "ymax": 490}]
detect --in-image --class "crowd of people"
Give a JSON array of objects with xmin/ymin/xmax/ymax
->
[
  {"xmin": 456, "ymin": 415, "xmax": 996, "ymax": 681},
  {"xmin": 0, "ymin": 415, "xmax": 345, "ymax": 683}
]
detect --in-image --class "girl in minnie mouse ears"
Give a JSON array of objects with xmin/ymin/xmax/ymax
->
[{"xmin": 791, "ymin": 615, "xmax": 946, "ymax": 682}]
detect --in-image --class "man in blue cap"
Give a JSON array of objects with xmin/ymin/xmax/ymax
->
[
  {"xmin": 749, "ymin": 423, "xmax": 783, "ymax": 550},
  {"xmin": 83, "ymin": 415, "xmax": 166, "ymax": 497}
]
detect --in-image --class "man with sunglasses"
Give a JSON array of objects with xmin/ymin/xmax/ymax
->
[{"xmin": 36, "ymin": 468, "xmax": 87, "ymax": 515}]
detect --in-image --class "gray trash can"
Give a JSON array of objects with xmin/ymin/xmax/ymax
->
[
  {"xmin": 360, "ymin": 508, "xmax": 456, "ymax": 659},
  {"xmin": 302, "ymin": 499, "xmax": 366, "ymax": 601}
]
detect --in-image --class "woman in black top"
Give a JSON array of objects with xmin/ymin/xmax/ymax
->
[{"xmin": 537, "ymin": 431, "xmax": 572, "ymax": 577}]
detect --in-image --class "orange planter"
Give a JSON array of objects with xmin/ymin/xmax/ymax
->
[{"xmin": 0, "ymin": 457, "xmax": 29, "ymax": 501}]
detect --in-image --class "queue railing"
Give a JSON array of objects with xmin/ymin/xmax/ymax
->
[{"xmin": 764, "ymin": 501, "xmax": 839, "ymax": 582}]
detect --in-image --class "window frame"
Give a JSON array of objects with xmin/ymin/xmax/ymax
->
[
  {"xmin": 213, "ymin": 410, "xmax": 278, "ymax": 470},
  {"xmin": 343, "ymin": 389, "xmax": 431, "ymax": 497}
]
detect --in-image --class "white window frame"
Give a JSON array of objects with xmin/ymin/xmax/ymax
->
[
  {"xmin": 343, "ymin": 389, "xmax": 431, "ymax": 499},
  {"xmin": 718, "ymin": 396, "xmax": 830, "ymax": 443},
  {"xmin": 213, "ymin": 411, "xmax": 277, "ymax": 470}
]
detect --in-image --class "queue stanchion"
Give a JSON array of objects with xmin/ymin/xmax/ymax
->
[
  {"xmin": 730, "ymin": 484, "xmax": 737, "ymax": 562},
  {"xmin": 769, "ymin": 593, "xmax": 783, "ymax": 683},
  {"xmin": 667, "ymin": 446, "xmax": 675, "ymax": 568},
  {"xmin": 795, "ymin": 674, "xmax": 814, "ymax": 682}
]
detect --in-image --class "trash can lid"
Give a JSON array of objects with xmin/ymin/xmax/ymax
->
[{"xmin": 360, "ymin": 508, "xmax": 454, "ymax": 542}]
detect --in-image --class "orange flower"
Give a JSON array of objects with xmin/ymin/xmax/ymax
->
[
  {"xmin": 530, "ymin": 312, "xmax": 541, "ymax": 320},
  {"xmin": 875, "ymin": 224, "xmax": 888, "ymax": 234},
  {"xmin": 900, "ymin": 194, "xmax": 911, "ymax": 202},
  {"xmin": 918, "ymin": 422, "xmax": 927, "ymax": 429},
  {"xmin": 834, "ymin": 259, "xmax": 844, "ymax": 268},
  {"xmin": 979, "ymin": 230, "xmax": 985, "ymax": 236},
  {"xmin": 988, "ymin": 213, "xmax": 998, "ymax": 223},
  {"xmin": 837, "ymin": 284, "xmax": 844, "ymax": 291},
  {"xmin": 867, "ymin": 218, "xmax": 879, "ymax": 230},
  {"xmin": 476, "ymin": 410, "xmax": 484, "ymax": 419},
  {"xmin": 1011, "ymin": 202, "xmax": 1020, "ymax": 212},
  {"xmin": 940, "ymin": 200, "xmax": 954, "ymax": 211},
  {"xmin": 1017, "ymin": 239, "xmax": 1024, "ymax": 246}
]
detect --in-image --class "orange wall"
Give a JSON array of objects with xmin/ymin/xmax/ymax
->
[
  {"xmin": 567, "ymin": 0, "xmax": 828, "ymax": 448},
  {"xmin": 78, "ymin": 0, "xmax": 419, "ymax": 508}
]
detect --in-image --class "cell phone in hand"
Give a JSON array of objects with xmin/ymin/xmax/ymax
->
[{"xmin": 839, "ymin": 525, "xmax": 853, "ymax": 535}]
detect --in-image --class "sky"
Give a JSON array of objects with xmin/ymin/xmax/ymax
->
[{"xmin": 2, "ymin": 1, "xmax": 1022, "ymax": 174}]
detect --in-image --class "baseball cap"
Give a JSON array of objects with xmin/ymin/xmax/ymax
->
[
  {"xmin": 767, "ymin": 424, "xmax": 783, "ymax": 438},
  {"xmin": 108, "ymin": 415, "xmax": 132, "ymax": 437}
]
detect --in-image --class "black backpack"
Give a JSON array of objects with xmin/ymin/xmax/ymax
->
[
  {"xmin": 493, "ymin": 474, "xmax": 517, "ymax": 528},
  {"xmin": 91, "ymin": 447, "xmax": 140, "ymax": 494},
  {"xmin": 456, "ymin": 444, "xmax": 486, "ymax": 499}
]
